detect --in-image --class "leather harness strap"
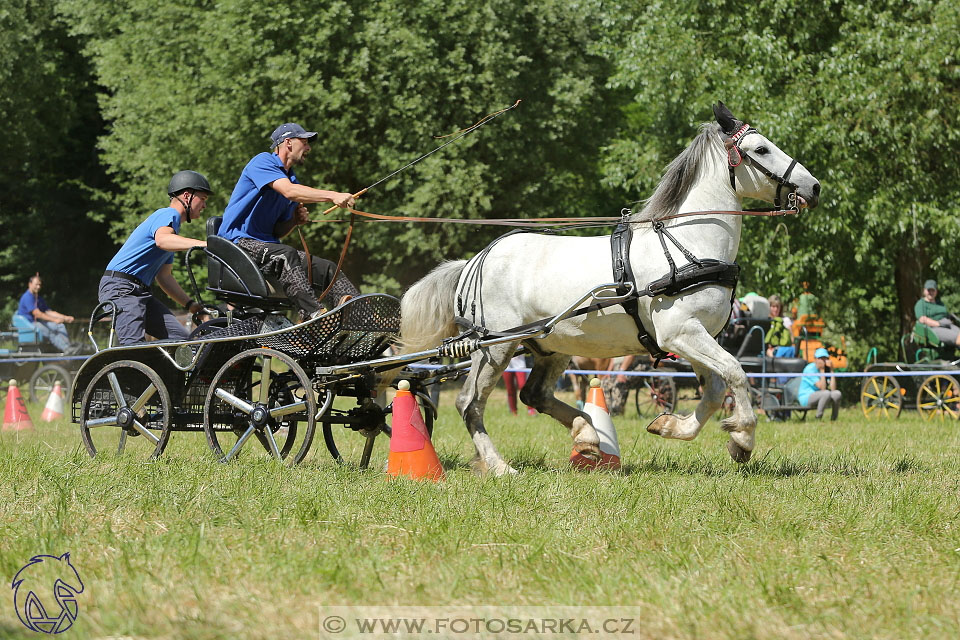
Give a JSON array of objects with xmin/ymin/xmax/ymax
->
[{"xmin": 611, "ymin": 223, "xmax": 671, "ymax": 362}]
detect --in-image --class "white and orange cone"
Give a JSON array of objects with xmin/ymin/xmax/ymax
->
[
  {"xmin": 3, "ymin": 379, "xmax": 34, "ymax": 432},
  {"xmin": 40, "ymin": 381, "xmax": 65, "ymax": 422},
  {"xmin": 387, "ymin": 381, "xmax": 445, "ymax": 481},
  {"xmin": 570, "ymin": 378, "xmax": 621, "ymax": 470}
]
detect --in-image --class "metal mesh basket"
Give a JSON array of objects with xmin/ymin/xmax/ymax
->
[{"xmin": 254, "ymin": 294, "xmax": 400, "ymax": 365}]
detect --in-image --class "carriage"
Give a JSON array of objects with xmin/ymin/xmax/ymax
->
[
  {"xmin": 68, "ymin": 215, "xmax": 456, "ymax": 468},
  {"xmin": 1, "ymin": 320, "xmax": 88, "ymax": 404},
  {"xmin": 859, "ymin": 330, "xmax": 960, "ymax": 421}
]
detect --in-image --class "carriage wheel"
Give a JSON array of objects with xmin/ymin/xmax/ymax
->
[
  {"xmin": 30, "ymin": 364, "xmax": 72, "ymax": 404},
  {"xmin": 321, "ymin": 386, "xmax": 434, "ymax": 470},
  {"xmin": 634, "ymin": 375, "xmax": 677, "ymax": 418},
  {"xmin": 203, "ymin": 348, "xmax": 316, "ymax": 465},
  {"xmin": 860, "ymin": 375, "xmax": 903, "ymax": 419},
  {"xmin": 80, "ymin": 360, "xmax": 172, "ymax": 459},
  {"xmin": 758, "ymin": 390, "xmax": 783, "ymax": 421},
  {"xmin": 916, "ymin": 374, "xmax": 960, "ymax": 421}
]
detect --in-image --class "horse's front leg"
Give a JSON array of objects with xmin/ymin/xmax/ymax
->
[
  {"xmin": 647, "ymin": 324, "xmax": 757, "ymax": 463},
  {"xmin": 520, "ymin": 353, "xmax": 601, "ymax": 460},
  {"xmin": 646, "ymin": 362, "xmax": 726, "ymax": 441},
  {"xmin": 455, "ymin": 342, "xmax": 519, "ymax": 476}
]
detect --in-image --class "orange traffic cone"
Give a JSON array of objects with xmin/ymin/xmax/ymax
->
[
  {"xmin": 40, "ymin": 381, "xmax": 65, "ymax": 422},
  {"xmin": 3, "ymin": 379, "xmax": 34, "ymax": 432},
  {"xmin": 387, "ymin": 380, "xmax": 445, "ymax": 481},
  {"xmin": 570, "ymin": 378, "xmax": 621, "ymax": 470}
]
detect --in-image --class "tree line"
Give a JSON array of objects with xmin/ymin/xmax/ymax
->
[{"xmin": 2, "ymin": 0, "xmax": 958, "ymax": 363}]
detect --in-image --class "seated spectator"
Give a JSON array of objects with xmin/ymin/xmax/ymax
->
[
  {"xmin": 15, "ymin": 273, "xmax": 77, "ymax": 353},
  {"xmin": 766, "ymin": 294, "xmax": 796, "ymax": 357},
  {"xmin": 797, "ymin": 347, "xmax": 841, "ymax": 420},
  {"xmin": 914, "ymin": 279, "xmax": 960, "ymax": 348}
]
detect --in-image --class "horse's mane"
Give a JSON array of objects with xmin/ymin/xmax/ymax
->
[{"xmin": 627, "ymin": 122, "xmax": 725, "ymax": 223}]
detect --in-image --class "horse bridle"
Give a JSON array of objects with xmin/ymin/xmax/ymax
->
[{"xmin": 725, "ymin": 123, "xmax": 799, "ymax": 209}]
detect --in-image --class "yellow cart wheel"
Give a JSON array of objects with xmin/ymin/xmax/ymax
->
[
  {"xmin": 916, "ymin": 375, "xmax": 960, "ymax": 421},
  {"xmin": 860, "ymin": 375, "xmax": 903, "ymax": 419}
]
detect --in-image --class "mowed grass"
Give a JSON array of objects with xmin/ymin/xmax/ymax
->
[{"xmin": 2, "ymin": 388, "xmax": 959, "ymax": 640}]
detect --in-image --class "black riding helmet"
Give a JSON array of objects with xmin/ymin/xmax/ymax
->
[
  {"xmin": 167, "ymin": 170, "xmax": 212, "ymax": 222},
  {"xmin": 167, "ymin": 170, "xmax": 213, "ymax": 197}
]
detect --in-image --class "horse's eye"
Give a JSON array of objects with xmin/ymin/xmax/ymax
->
[{"xmin": 755, "ymin": 146, "xmax": 769, "ymax": 155}]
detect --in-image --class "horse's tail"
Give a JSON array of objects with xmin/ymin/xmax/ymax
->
[{"xmin": 399, "ymin": 260, "xmax": 466, "ymax": 354}]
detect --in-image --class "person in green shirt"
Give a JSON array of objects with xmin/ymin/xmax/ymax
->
[{"xmin": 915, "ymin": 279, "xmax": 960, "ymax": 346}]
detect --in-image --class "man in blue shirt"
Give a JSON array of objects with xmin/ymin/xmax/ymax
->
[
  {"xmin": 220, "ymin": 122, "xmax": 360, "ymax": 320},
  {"xmin": 797, "ymin": 347, "xmax": 842, "ymax": 420},
  {"xmin": 98, "ymin": 171, "xmax": 212, "ymax": 345},
  {"xmin": 16, "ymin": 273, "xmax": 75, "ymax": 352}
]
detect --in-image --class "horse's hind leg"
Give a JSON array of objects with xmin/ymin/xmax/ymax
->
[
  {"xmin": 649, "ymin": 323, "xmax": 757, "ymax": 463},
  {"xmin": 456, "ymin": 341, "xmax": 519, "ymax": 476},
  {"xmin": 520, "ymin": 353, "xmax": 601, "ymax": 460}
]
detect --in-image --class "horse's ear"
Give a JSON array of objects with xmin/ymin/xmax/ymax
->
[{"xmin": 713, "ymin": 101, "xmax": 742, "ymax": 135}]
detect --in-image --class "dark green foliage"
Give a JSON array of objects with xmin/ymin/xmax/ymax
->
[{"xmin": 0, "ymin": 0, "xmax": 114, "ymax": 322}]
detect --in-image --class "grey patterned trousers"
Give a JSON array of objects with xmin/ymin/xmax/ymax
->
[{"xmin": 235, "ymin": 238, "xmax": 360, "ymax": 319}]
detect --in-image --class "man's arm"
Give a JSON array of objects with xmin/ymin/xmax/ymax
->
[
  {"xmin": 155, "ymin": 264, "xmax": 204, "ymax": 315},
  {"xmin": 274, "ymin": 204, "xmax": 309, "ymax": 240},
  {"xmin": 155, "ymin": 226, "xmax": 207, "ymax": 252},
  {"xmin": 31, "ymin": 308, "xmax": 74, "ymax": 324},
  {"xmin": 270, "ymin": 178, "xmax": 355, "ymax": 208}
]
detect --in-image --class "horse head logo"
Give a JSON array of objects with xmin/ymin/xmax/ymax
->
[{"xmin": 11, "ymin": 552, "xmax": 84, "ymax": 634}]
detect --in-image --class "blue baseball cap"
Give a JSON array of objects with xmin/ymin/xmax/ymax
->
[
  {"xmin": 924, "ymin": 279, "xmax": 937, "ymax": 290},
  {"xmin": 814, "ymin": 347, "xmax": 829, "ymax": 359},
  {"xmin": 270, "ymin": 123, "xmax": 318, "ymax": 148}
]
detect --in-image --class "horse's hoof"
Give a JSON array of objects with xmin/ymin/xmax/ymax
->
[
  {"xmin": 470, "ymin": 455, "xmax": 518, "ymax": 477},
  {"xmin": 726, "ymin": 439, "xmax": 752, "ymax": 463},
  {"xmin": 491, "ymin": 462, "xmax": 519, "ymax": 477},
  {"xmin": 572, "ymin": 442, "xmax": 601, "ymax": 462},
  {"xmin": 646, "ymin": 413, "xmax": 671, "ymax": 436}
]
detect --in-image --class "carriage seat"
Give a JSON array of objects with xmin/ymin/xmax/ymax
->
[
  {"xmin": 205, "ymin": 216, "xmax": 290, "ymax": 310},
  {"xmin": 720, "ymin": 317, "xmax": 771, "ymax": 357},
  {"xmin": 909, "ymin": 323, "xmax": 955, "ymax": 363},
  {"xmin": 10, "ymin": 314, "xmax": 61, "ymax": 352},
  {"xmin": 11, "ymin": 314, "xmax": 41, "ymax": 345}
]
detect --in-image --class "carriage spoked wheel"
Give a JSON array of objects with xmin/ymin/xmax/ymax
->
[
  {"xmin": 30, "ymin": 363, "xmax": 72, "ymax": 404},
  {"xmin": 634, "ymin": 375, "xmax": 677, "ymax": 418},
  {"xmin": 916, "ymin": 374, "xmax": 960, "ymax": 421},
  {"xmin": 859, "ymin": 375, "xmax": 903, "ymax": 419},
  {"xmin": 203, "ymin": 348, "xmax": 317, "ymax": 465},
  {"xmin": 321, "ymin": 385, "xmax": 435, "ymax": 470},
  {"xmin": 80, "ymin": 360, "xmax": 172, "ymax": 459}
]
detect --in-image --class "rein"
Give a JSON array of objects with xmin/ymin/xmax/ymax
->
[{"xmin": 308, "ymin": 205, "xmax": 801, "ymax": 226}]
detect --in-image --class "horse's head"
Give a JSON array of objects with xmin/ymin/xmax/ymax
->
[
  {"xmin": 12, "ymin": 552, "xmax": 85, "ymax": 632},
  {"xmin": 713, "ymin": 101, "xmax": 820, "ymax": 209}
]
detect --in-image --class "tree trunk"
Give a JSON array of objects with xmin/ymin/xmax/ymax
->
[{"xmin": 893, "ymin": 244, "xmax": 929, "ymax": 338}]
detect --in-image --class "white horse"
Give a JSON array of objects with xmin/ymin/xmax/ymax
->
[{"xmin": 399, "ymin": 102, "xmax": 820, "ymax": 475}]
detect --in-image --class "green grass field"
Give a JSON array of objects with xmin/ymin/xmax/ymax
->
[{"xmin": 2, "ymin": 389, "xmax": 959, "ymax": 639}]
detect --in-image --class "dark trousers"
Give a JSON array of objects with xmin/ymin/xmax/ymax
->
[
  {"xmin": 98, "ymin": 276, "xmax": 189, "ymax": 345},
  {"xmin": 236, "ymin": 238, "xmax": 359, "ymax": 319}
]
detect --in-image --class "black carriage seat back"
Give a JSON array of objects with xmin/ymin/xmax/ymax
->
[
  {"xmin": 205, "ymin": 216, "xmax": 290, "ymax": 308},
  {"xmin": 719, "ymin": 318, "xmax": 771, "ymax": 357}
]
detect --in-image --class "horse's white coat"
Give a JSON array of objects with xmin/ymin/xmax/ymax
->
[{"xmin": 399, "ymin": 105, "xmax": 821, "ymax": 474}]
